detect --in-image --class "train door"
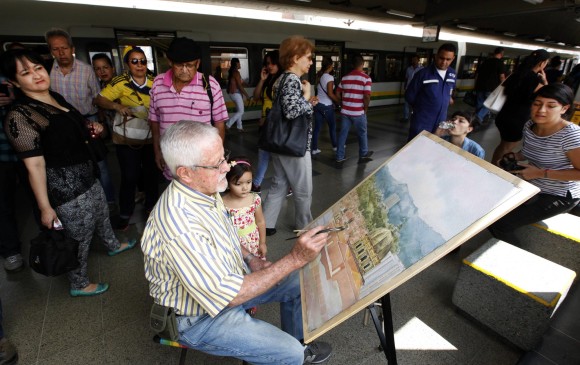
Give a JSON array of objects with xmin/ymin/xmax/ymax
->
[
  {"xmin": 113, "ymin": 29, "xmax": 177, "ymax": 77},
  {"xmin": 314, "ymin": 41, "xmax": 344, "ymax": 88}
]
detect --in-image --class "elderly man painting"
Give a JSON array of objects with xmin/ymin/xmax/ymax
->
[{"xmin": 141, "ymin": 121, "xmax": 333, "ymax": 364}]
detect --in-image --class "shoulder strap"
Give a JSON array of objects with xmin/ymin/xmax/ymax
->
[{"xmin": 202, "ymin": 73, "xmax": 214, "ymax": 125}]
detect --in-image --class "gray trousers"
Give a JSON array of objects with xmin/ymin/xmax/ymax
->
[
  {"xmin": 263, "ymin": 152, "xmax": 313, "ymax": 230},
  {"xmin": 56, "ymin": 182, "xmax": 120, "ymax": 290}
]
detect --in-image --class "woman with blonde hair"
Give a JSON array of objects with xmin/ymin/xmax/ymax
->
[{"xmin": 262, "ymin": 36, "xmax": 318, "ymax": 235}]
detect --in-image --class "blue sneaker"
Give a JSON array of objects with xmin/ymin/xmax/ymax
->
[{"xmin": 108, "ymin": 239, "xmax": 138, "ymax": 256}]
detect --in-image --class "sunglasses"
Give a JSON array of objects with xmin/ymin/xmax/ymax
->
[{"xmin": 130, "ymin": 59, "xmax": 147, "ymax": 66}]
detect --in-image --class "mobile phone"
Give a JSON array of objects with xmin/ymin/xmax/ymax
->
[{"xmin": 0, "ymin": 84, "xmax": 9, "ymax": 95}]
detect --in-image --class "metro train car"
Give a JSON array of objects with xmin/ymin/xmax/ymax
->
[{"xmin": 2, "ymin": 0, "xmax": 579, "ymax": 121}]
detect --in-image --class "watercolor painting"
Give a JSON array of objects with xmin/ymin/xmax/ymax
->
[{"xmin": 301, "ymin": 133, "xmax": 540, "ymax": 341}]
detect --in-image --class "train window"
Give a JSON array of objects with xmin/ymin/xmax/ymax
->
[
  {"xmin": 360, "ymin": 53, "xmax": 378, "ymax": 81},
  {"xmin": 459, "ymin": 56, "xmax": 479, "ymax": 79},
  {"xmin": 385, "ymin": 54, "xmax": 404, "ymax": 82},
  {"xmin": 210, "ymin": 47, "xmax": 249, "ymax": 88}
]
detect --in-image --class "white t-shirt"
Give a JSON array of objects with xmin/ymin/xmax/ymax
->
[{"xmin": 317, "ymin": 73, "xmax": 334, "ymax": 106}]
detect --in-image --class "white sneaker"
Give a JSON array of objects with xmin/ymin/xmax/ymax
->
[
  {"xmin": 332, "ymin": 147, "xmax": 337, "ymax": 152},
  {"xmin": 311, "ymin": 149, "xmax": 322, "ymax": 155}
]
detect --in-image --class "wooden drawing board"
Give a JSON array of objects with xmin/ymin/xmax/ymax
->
[{"xmin": 300, "ymin": 131, "xmax": 540, "ymax": 342}]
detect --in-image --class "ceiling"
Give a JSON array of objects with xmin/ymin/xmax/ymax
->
[{"xmin": 220, "ymin": 0, "xmax": 580, "ymax": 49}]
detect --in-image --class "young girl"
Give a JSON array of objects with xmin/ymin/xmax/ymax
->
[{"xmin": 222, "ymin": 157, "xmax": 267, "ymax": 259}]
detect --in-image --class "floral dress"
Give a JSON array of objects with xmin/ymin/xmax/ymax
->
[{"xmin": 226, "ymin": 193, "xmax": 264, "ymax": 258}]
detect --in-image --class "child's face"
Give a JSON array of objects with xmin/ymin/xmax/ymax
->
[
  {"xmin": 228, "ymin": 171, "xmax": 253, "ymax": 199},
  {"xmin": 448, "ymin": 115, "xmax": 472, "ymax": 136}
]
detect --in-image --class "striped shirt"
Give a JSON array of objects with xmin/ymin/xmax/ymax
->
[
  {"xmin": 50, "ymin": 59, "xmax": 100, "ymax": 116},
  {"xmin": 141, "ymin": 180, "xmax": 246, "ymax": 317},
  {"xmin": 337, "ymin": 70, "xmax": 371, "ymax": 116},
  {"xmin": 522, "ymin": 120, "xmax": 580, "ymax": 198},
  {"xmin": 149, "ymin": 71, "xmax": 228, "ymax": 137}
]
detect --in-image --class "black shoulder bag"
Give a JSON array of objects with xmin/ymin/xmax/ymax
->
[
  {"xmin": 258, "ymin": 73, "xmax": 309, "ymax": 157},
  {"xmin": 29, "ymin": 229, "xmax": 80, "ymax": 276}
]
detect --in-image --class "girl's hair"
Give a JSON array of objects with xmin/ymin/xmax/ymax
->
[
  {"xmin": 228, "ymin": 58, "xmax": 240, "ymax": 80},
  {"xmin": 316, "ymin": 56, "xmax": 333, "ymax": 81},
  {"xmin": 0, "ymin": 48, "xmax": 45, "ymax": 82},
  {"xmin": 262, "ymin": 50, "xmax": 282, "ymax": 101},
  {"xmin": 226, "ymin": 156, "xmax": 253, "ymax": 185},
  {"xmin": 534, "ymin": 83, "xmax": 574, "ymax": 119}
]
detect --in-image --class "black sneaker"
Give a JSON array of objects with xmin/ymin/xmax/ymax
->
[
  {"xmin": 286, "ymin": 188, "xmax": 293, "ymax": 197},
  {"xmin": 303, "ymin": 341, "xmax": 332, "ymax": 364},
  {"xmin": 265, "ymin": 228, "xmax": 277, "ymax": 236},
  {"xmin": 251, "ymin": 184, "xmax": 261, "ymax": 193},
  {"xmin": 358, "ymin": 151, "xmax": 374, "ymax": 164},
  {"xmin": 335, "ymin": 158, "xmax": 346, "ymax": 169}
]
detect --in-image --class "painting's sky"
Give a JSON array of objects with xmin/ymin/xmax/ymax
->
[{"xmin": 388, "ymin": 137, "xmax": 519, "ymax": 240}]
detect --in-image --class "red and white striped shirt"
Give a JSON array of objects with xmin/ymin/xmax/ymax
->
[{"xmin": 337, "ymin": 70, "xmax": 372, "ymax": 116}]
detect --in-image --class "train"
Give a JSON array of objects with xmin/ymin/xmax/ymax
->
[{"xmin": 2, "ymin": 0, "xmax": 579, "ymax": 121}]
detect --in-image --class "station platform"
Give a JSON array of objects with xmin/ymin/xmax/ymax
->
[{"xmin": 1, "ymin": 100, "xmax": 578, "ymax": 364}]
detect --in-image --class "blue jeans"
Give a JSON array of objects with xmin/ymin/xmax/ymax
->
[
  {"xmin": 312, "ymin": 103, "xmax": 337, "ymax": 151},
  {"xmin": 336, "ymin": 114, "xmax": 369, "ymax": 160},
  {"xmin": 97, "ymin": 159, "xmax": 115, "ymax": 203},
  {"xmin": 176, "ymin": 272, "xmax": 304, "ymax": 365},
  {"xmin": 475, "ymin": 91, "xmax": 491, "ymax": 121},
  {"xmin": 253, "ymin": 148, "xmax": 270, "ymax": 187}
]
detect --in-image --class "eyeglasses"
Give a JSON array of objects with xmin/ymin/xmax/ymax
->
[
  {"xmin": 190, "ymin": 150, "xmax": 231, "ymax": 170},
  {"xmin": 173, "ymin": 62, "xmax": 197, "ymax": 70},
  {"xmin": 130, "ymin": 59, "xmax": 147, "ymax": 65}
]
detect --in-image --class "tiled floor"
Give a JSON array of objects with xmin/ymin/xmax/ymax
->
[{"xmin": 1, "ymin": 101, "xmax": 578, "ymax": 364}]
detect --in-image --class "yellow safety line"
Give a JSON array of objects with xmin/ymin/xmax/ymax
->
[
  {"xmin": 462, "ymin": 259, "xmax": 566, "ymax": 307},
  {"xmin": 531, "ymin": 223, "xmax": 580, "ymax": 244}
]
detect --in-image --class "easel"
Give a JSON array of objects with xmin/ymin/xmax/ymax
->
[{"xmin": 365, "ymin": 294, "xmax": 398, "ymax": 364}]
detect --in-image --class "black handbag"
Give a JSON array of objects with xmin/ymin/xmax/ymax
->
[
  {"xmin": 29, "ymin": 229, "xmax": 80, "ymax": 276},
  {"xmin": 258, "ymin": 73, "xmax": 309, "ymax": 157}
]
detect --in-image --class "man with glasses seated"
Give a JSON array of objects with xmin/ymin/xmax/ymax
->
[
  {"xmin": 149, "ymin": 37, "xmax": 229, "ymax": 180},
  {"xmin": 142, "ymin": 121, "xmax": 333, "ymax": 364}
]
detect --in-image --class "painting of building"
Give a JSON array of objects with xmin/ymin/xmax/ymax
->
[{"xmin": 301, "ymin": 132, "xmax": 540, "ymax": 342}]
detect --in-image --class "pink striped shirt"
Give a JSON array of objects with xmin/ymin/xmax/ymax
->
[
  {"xmin": 149, "ymin": 70, "xmax": 228, "ymax": 136},
  {"xmin": 337, "ymin": 70, "xmax": 372, "ymax": 116}
]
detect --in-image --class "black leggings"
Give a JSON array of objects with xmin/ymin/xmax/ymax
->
[{"xmin": 488, "ymin": 192, "xmax": 580, "ymax": 246}]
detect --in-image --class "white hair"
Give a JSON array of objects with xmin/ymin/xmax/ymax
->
[{"xmin": 160, "ymin": 121, "xmax": 219, "ymax": 178}]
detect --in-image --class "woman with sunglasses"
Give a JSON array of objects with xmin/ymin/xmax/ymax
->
[
  {"xmin": 1, "ymin": 49, "xmax": 136, "ymax": 296},
  {"xmin": 95, "ymin": 47, "xmax": 159, "ymax": 230}
]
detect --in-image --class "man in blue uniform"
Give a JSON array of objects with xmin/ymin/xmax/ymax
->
[{"xmin": 405, "ymin": 43, "xmax": 457, "ymax": 141}]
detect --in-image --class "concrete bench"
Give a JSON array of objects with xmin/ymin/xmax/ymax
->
[
  {"xmin": 531, "ymin": 213, "xmax": 580, "ymax": 243},
  {"xmin": 452, "ymin": 238, "xmax": 576, "ymax": 350},
  {"xmin": 515, "ymin": 213, "xmax": 580, "ymax": 273}
]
